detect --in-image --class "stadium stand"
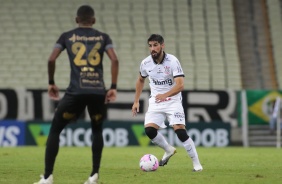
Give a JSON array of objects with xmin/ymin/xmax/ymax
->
[
  {"xmin": 234, "ymin": 0, "xmax": 278, "ymax": 89},
  {"xmin": 0, "ymin": 0, "xmax": 242, "ymax": 90},
  {"xmin": 267, "ymin": 0, "xmax": 282, "ymax": 88}
]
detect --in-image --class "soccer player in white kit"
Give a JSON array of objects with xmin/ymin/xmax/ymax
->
[{"xmin": 132, "ymin": 34, "xmax": 203, "ymax": 171}]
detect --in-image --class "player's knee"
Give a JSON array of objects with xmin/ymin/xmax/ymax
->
[
  {"xmin": 175, "ymin": 129, "xmax": 189, "ymax": 142},
  {"xmin": 145, "ymin": 127, "xmax": 158, "ymax": 139},
  {"xmin": 90, "ymin": 114, "xmax": 105, "ymax": 133},
  {"xmin": 50, "ymin": 116, "xmax": 68, "ymax": 134}
]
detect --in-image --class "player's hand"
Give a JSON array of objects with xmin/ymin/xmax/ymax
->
[
  {"xmin": 155, "ymin": 93, "xmax": 168, "ymax": 103},
  {"xmin": 48, "ymin": 84, "xmax": 59, "ymax": 101},
  {"xmin": 105, "ymin": 89, "xmax": 117, "ymax": 103},
  {"xmin": 132, "ymin": 102, "xmax": 139, "ymax": 117}
]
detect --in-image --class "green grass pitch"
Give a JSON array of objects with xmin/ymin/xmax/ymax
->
[{"xmin": 0, "ymin": 146, "xmax": 282, "ymax": 184}]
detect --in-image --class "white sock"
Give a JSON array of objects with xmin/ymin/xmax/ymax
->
[
  {"xmin": 152, "ymin": 132, "xmax": 172, "ymax": 152},
  {"xmin": 182, "ymin": 138, "xmax": 201, "ymax": 165}
]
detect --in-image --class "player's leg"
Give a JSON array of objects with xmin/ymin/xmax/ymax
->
[
  {"xmin": 173, "ymin": 125, "xmax": 203, "ymax": 171},
  {"xmin": 145, "ymin": 123, "xmax": 174, "ymax": 151},
  {"xmin": 34, "ymin": 94, "xmax": 86, "ymax": 184},
  {"xmin": 167, "ymin": 102, "xmax": 203, "ymax": 171},
  {"xmin": 147, "ymin": 124, "xmax": 177, "ymax": 166},
  {"xmin": 84, "ymin": 94, "xmax": 106, "ymax": 184},
  {"xmin": 145, "ymin": 111, "xmax": 176, "ymax": 166}
]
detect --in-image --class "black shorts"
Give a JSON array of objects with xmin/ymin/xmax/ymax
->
[{"xmin": 54, "ymin": 93, "xmax": 107, "ymax": 124}]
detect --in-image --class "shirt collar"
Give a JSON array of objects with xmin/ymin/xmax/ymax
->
[{"xmin": 153, "ymin": 52, "xmax": 166, "ymax": 65}]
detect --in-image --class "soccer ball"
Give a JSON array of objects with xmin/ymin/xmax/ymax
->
[{"xmin": 139, "ymin": 154, "xmax": 159, "ymax": 172}]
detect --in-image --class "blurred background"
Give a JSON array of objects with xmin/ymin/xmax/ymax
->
[{"xmin": 0, "ymin": 0, "xmax": 281, "ymax": 148}]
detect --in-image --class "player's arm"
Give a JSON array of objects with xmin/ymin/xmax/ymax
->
[
  {"xmin": 155, "ymin": 76, "xmax": 184, "ymax": 102},
  {"xmin": 106, "ymin": 48, "xmax": 119, "ymax": 87},
  {"xmin": 105, "ymin": 48, "xmax": 119, "ymax": 102},
  {"xmin": 134, "ymin": 74, "xmax": 146, "ymax": 102},
  {"xmin": 48, "ymin": 48, "xmax": 61, "ymax": 84},
  {"xmin": 166, "ymin": 76, "xmax": 184, "ymax": 96},
  {"xmin": 132, "ymin": 74, "xmax": 146, "ymax": 116},
  {"xmin": 48, "ymin": 47, "xmax": 62, "ymax": 101}
]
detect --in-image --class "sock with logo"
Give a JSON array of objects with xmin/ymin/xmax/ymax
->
[{"xmin": 182, "ymin": 138, "xmax": 201, "ymax": 165}]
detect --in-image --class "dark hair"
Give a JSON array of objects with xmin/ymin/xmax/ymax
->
[
  {"xmin": 77, "ymin": 5, "xmax": 95, "ymax": 23},
  {"xmin": 147, "ymin": 34, "xmax": 164, "ymax": 44}
]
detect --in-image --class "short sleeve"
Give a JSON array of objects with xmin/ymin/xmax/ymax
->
[
  {"xmin": 54, "ymin": 33, "xmax": 66, "ymax": 51},
  {"xmin": 139, "ymin": 62, "xmax": 148, "ymax": 78},
  {"xmin": 104, "ymin": 34, "xmax": 114, "ymax": 51},
  {"xmin": 172, "ymin": 59, "xmax": 185, "ymax": 77}
]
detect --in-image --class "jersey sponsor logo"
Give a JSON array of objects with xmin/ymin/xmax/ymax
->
[
  {"xmin": 174, "ymin": 112, "xmax": 185, "ymax": 119},
  {"xmin": 69, "ymin": 34, "xmax": 103, "ymax": 42},
  {"xmin": 152, "ymin": 78, "xmax": 173, "ymax": 86},
  {"xmin": 81, "ymin": 67, "xmax": 94, "ymax": 72}
]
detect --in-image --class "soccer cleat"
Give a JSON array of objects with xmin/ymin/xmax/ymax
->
[
  {"xmin": 193, "ymin": 164, "xmax": 203, "ymax": 172},
  {"xmin": 84, "ymin": 173, "xmax": 99, "ymax": 184},
  {"xmin": 159, "ymin": 147, "xmax": 177, "ymax": 166},
  {"xmin": 33, "ymin": 174, "xmax": 53, "ymax": 184}
]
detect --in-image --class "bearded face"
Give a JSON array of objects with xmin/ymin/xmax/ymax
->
[
  {"xmin": 148, "ymin": 41, "xmax": 164, "ymax": 60},
  {"xmin": 151, "ymin": 48, "xmax": 163, "ymax": 60}
]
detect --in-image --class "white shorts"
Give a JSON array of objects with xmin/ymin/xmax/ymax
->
[{"xmin": 144, "ymin": 100, "xmax": 186, "ymax": 129}]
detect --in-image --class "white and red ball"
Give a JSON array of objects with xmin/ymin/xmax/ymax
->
[{"xmin": 139, "ymin": 154, "xmax": 159, "ymax": 172}]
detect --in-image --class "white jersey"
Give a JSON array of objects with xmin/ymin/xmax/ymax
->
[{"xmin": 140, "ymin": 53, "xmax": 185, "ymax": 103}]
